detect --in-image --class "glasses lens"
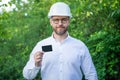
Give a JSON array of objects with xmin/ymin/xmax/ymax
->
[{"xmin": 52, "ymin": 18, "xmax": 69, "ymax": 24}]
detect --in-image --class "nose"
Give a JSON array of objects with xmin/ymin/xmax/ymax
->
[{"xmin": 58, "ymin": 20, "xmax": 63, "ymax": 25}]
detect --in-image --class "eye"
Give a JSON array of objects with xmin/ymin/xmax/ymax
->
[
  {"xmin": 52, "ymin": 19, "xmax": 58, "ymax": 21},
  {"xmin": 51, "ymin": 18, "xmax": 69, "ymax": 24},
  {"xmin": 62, "ymin": 18, "xmax": 68, "ymax": 21}
]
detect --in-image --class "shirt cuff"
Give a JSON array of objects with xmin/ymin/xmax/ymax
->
[{"xmin": 34, "ymin": 66, "xmax": 41, "ymax": 70}]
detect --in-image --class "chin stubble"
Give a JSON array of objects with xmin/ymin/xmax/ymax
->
[{"xmin": 54, "ymin": 28, "xmax": 68, "ymax": 35}]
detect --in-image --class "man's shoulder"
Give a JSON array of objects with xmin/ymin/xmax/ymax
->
[
  {"xmin": 70, "ymin": 36, "xmax": 85, "ymax": 44},
  {"xmin": 70, "ymin": 36, "xmax": 88, "ymax": 50}
]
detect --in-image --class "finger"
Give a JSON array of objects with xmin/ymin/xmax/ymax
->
[
  {"xmin": 34, "ymin": 51, "xmax": 44, "ymax": 62},
  {"xmin": 35, "ymin": 55, "xmax": 42, "ymax": 60},
  {"xmin": 35, "ymin": 51, "xmax": 44, "ymax": 56},
  {"xmin": 36, "ymin": 59, "xmax": 42, "ymax": 62}
]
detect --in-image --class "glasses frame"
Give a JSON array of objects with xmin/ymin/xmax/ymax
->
[{"xmin": 51, "ymin": 17, "xmax": 69, "ymax": 24}]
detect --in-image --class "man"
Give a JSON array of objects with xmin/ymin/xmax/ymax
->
[{"xmin": 23, "ymin": 2, "xmax": 98, "ymax": 80}]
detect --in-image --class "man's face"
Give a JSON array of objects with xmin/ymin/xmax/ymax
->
[{"xmin": 50, "ymin": 16, "xmax": 70, "ymax": 35}]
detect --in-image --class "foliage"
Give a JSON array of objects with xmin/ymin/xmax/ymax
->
[{"xmin": 0, "ymin": 0, "xmax": 120, "ymax": 80}]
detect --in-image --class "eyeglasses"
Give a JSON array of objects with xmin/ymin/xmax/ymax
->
[{"xmin": 51, "ymin": 18, "xmax": 69, "ymax": 24}]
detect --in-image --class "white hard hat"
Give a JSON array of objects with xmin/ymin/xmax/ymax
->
[{"xmin": 48, "ymin": 2, "xmax": 72, "ymax": 18}]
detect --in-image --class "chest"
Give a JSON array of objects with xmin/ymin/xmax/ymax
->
[{"xmin": 42, "ymin": 43, "xmax": 84, "ymax": 66}]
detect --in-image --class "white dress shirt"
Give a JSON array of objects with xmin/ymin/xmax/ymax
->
[{"xmin": 23, "ymin": 34, "xmax": 98, "ymax": 80}]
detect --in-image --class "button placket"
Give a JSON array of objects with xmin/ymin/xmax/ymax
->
[{"xmin": 59, "ymin": 44, "xmax": 64, "ymax": 80}]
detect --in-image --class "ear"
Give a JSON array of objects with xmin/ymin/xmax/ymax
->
[
  {"xmin": 50, "ymin": 19, "xmax": 53, "ymax": 26},
  {"xmin": 67, "ymin": 19, "xmax": 70, "ymax": 25}
]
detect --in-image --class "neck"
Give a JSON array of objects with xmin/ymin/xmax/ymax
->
[{"xmin": 53, "ymin": 32, "xmax": 68, "ymax": 42}]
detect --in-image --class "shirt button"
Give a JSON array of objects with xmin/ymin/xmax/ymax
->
[
  {"xmin": 60, "ymin": 70, "xmax": 62, "ymax": 72},
  {"xmin": 60, "ymin": 60, "xmax": 63, "ymax": 63}
]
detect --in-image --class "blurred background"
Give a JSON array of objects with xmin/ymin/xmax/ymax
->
[{"xmin": 0, "ymin": 0, "xmax": 120, "ymax": 80}]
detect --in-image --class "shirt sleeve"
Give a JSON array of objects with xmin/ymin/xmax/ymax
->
[
  {"xmin": 81, "ymin": 45, "xmax": 98, "ymax": 80},
  {"xmin": 23, "ymin": 43, "xmax": 42, "ymax": 79}
]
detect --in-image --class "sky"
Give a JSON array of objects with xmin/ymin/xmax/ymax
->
[{"xmin": 0, "ymin": 0, "xmax": 28, "ymax": 14}]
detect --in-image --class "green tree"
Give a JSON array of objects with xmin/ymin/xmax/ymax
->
[{"xmin": 0, "ymin": 0, "xmax": 120, "ymax": 80}]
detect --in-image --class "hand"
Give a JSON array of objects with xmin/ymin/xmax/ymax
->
[{"xmin": 34, "ymin": 51, "xmax": 44, "ymax": 67}]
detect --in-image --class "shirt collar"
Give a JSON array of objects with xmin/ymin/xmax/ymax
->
[{"xmin": 50, "ymin": 32, "xmax": 71, "ymax": 44}]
